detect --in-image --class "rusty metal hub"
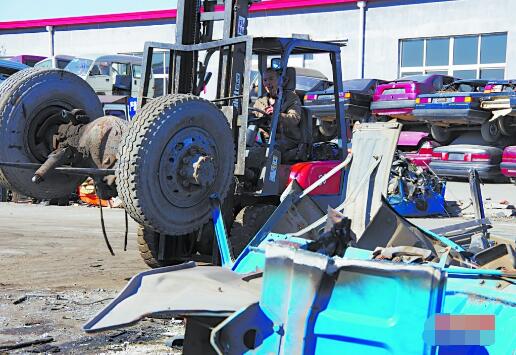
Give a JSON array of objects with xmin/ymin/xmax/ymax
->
[
  {"xmin": 30, "ymin": 110, "xmax": 127, "ymax": 199},
  {"xmin": 159, "ymin": 127, "xmax": 218, "ymax": 208}
]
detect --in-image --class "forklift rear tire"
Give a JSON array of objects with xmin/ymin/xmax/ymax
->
[
  {"xmin": 137, "ymin": 225, "xmax": 193, "ymax": 268},
  {"xmin": 229, "ymin": 204, "xmax": 276, "ymax": 257},
  {"xmin": 117, "ymin": 94, "xmax": 235, "ymax": 236},
  {"xmin": 0, "ymin": 68, "xmax": 103, "ymax": 199},
  {"xmin": 430, "ymin": 125, "xmax": 454, "ymax": 145}
]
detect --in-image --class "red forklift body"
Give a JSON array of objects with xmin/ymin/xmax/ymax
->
[{"xmin": 288, "ymin": 160, "xmax": 342, "ymax": 195}]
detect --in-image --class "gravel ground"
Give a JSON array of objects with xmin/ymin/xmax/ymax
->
[{"xmin": 0, "ymin": 203, "xmax": 182, "ymax": 354}]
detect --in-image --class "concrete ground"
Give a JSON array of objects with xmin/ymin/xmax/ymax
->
[
  {"xmin": 0, "ymin": 181, "xmax": 514, "ymax": 353},
  {"xmin": 445, "ymin": 180, "xmax": 516, "ymax": 207}
]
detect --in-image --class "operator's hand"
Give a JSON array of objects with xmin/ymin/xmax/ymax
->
[
  {"xmin": 258, "ymin": 128, "xmax": 270, "ymax": 140},
  {"xmin": 265, "ymin": 106, "xmax": 274, "ymax": 115}
]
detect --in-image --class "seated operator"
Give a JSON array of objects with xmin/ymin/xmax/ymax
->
[{"xmin": 252, "ymin": 68, "xmax": 302, "ymax": 155}]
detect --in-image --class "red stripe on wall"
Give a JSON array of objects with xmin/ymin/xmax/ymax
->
[{"xmin": 0, "ymin": 0, "xmax": 360, "ymax": 30}]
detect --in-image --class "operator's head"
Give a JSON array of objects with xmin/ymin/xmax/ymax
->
[{"xmin": 262, "ymin": 68, "xmax": 279, "ymax": 98}]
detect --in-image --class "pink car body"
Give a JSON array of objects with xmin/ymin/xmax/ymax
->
[
  {"xmin": 371, "ymin": 74, "xmax": 455, "ymax": 120},
  {"xmin": 501, "ymin": 146, "xmax": 516, "ymax": 178},
  {"xmin": 397, "ymin": 131, "xmax": 440, "ymax": 169}
]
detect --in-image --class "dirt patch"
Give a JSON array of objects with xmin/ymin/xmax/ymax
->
[{"xmin": 0, "ymin": 203, "xmax": 184, "ymax": 354}]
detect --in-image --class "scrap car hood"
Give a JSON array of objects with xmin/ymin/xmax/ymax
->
[{"xmin": 83, "ymin": 262, "xmax": 261, "ymax": 332}]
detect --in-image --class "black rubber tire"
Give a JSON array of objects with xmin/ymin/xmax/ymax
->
[
  {"xmin": 0, "ymin": 186, "xmax": 7, "ymax": 202},
  {"xmin": 498, "ymin": 116, "xmax": 516, "ymax": 137},
  {"xmin": 318, "ymin": 120, "xmax": 337, "ymax": 139},
  {"xmin": 116, "ymin": 94, "xmax": 235, "ymax": 235},
  {"xmin": 430, "ymin": 125, "xmax": 454, "ymax": 145},
  {"xmin": 0, "ymin": 68, "xmax": 103, "ymax": 199},
  {"xmin": 229, "ymin": 204, "xmax": 276, "ymax": 257},
  {"xmin": 137, "ymin": 225, "xmax": 191, "ymax": 268},
  {"xmin": 481, "ymin": 120, "xmax": 502, "ymax": 143}
]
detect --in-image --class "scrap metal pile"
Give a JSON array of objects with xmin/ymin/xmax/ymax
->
[
  {"xmin": 83, "ymin": 123, "xmax": 516, "ymax": 354},
  {"xmin": 387, "ymin": 152, "xmax": 447, "ymax": 217}
]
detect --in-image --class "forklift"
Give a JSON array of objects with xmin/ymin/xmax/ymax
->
[
  {"xmin": 119, "ymin": 0, "xmax": 350, "ymax": 265},
  {"xmin": 0, "ymin": 0, "xmax": 349, "ymax": 267}
]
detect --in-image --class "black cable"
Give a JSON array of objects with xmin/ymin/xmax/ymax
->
[
  {"xmin": 93, "ymin": 181, "xmax": 115, "ymax": 256},
  {"xmin": 124, "ymin": 210, "xmax": 128, "ymax": 251}
]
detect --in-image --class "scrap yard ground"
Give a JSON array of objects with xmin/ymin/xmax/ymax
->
[{"xmin": 0, "ymin": 181, "xmax": 514, "ymax": 354}]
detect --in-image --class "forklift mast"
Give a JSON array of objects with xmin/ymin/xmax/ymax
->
[
  {"xmin": 137, "ymin": 0, "xmax": 259, "ymax": 175},
  {"xmin": 174, "ymin": 0, "xmax": 255, "ymax": 97}
]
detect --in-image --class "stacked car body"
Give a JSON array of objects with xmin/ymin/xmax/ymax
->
[
  {"xmin": 304, "ymin": 73, "xmax": 515, "ymax": 181},
  {"xmin": 370, "ymin": 74, "xmax": 455, "ymax": 121}
]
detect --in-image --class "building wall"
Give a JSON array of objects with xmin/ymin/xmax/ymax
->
[
  {"xmin": 0, "ymin": 0, "xmax": 514, "ymax": 80},
  {"xmin": 364, "ymin": 0, "xmax": 516, "ymax": 80},
  {"xmin": 54, "ymin": 23, "xmax": 176, "ymax": 56},
  {"xmin": 248, "ymin": 4, "xmax": 360, "ymax": 80},
  {"xmin": 0, "ymin": 30, "xmax": 49, "ymax": 57}
]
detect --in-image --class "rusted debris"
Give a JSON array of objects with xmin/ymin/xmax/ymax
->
[
  {"xmin": 28, "ymin": 344, "xmax": 60, "ymax": 353},
  {"xmin": 0, "ymin": 336, "xmax": 54, "ymax": 351},
  {"xmin": 13, "ymin": 295, "xmax": 28, "ymax": 305},
  {"xmin": 164, "ymin": 335, "xmax": 184, "ymax": 348},
  {"xmin": 108, "ymin": 330, "xmax": 127, "ymax": 339}
]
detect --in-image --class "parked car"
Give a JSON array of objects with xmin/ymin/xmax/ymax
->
[
  {"xmin": 9, "ymin": 54, "xmax": 46, "ymax": 67},
  {"xmin": 501, "ymin": 146, "xmax": 516, "ymax": 183},
  {"xmin": 250, "ymin": 67, "xmax": 332, "ymax": 103},
  {"xmin": 0, "ymin": 59, "xmax": 28, "ymax": 83},
  {"xmin": 478, "ymin": 80, "xmax": 516, "ymax": 142},
  {"xmin": 413, "ymin": 79, "xmax": 491, "ymax": 144},
  {"xmin": 34, "ymin": 55, "xmax": 75, "ymax": 69},
  {"xmin": 304, "ymin": 78, "xmax": 386, "ymax": 122},
  {"xmin": 371, "ymin": 74, "xmax": 455, "ymax": 121},
  {"xmin": 430, "ymin": 133, "xmax": 505, "ymax": 181},
  {"xmin": 481, "ymin": 80, "xmax": 516, "ymax": 110},
  {"xmin": 100, "ymin": 95, "xmax": 137, "ymax": 120},
  {"xmin": 397, "ymin": 131, "xmax": 440, "ymax": 169},
  {"xmin": 64, "ymin": 54, "xmax": 154, "ymax": 97}
]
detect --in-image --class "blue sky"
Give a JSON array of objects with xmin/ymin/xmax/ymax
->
[{"xmin": 0, "ymin": 0, "xmax": 179, "ymax": 21}]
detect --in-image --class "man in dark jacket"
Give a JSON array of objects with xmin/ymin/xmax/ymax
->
[{"xmin": 252, "ymin": 68, "xmax": 302, "ymax": 154}]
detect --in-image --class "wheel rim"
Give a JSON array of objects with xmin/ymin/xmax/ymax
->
[
  {"xmin": 158, "ymin": 127, "xmax": 219, "ymax": 208},
  {"xmin": 27, "ymin": 100, "xmax": 74, "ymax": 162},
  {"xmin": 488, "ymin": 121, "xmax": 499, "ymax": 136}
]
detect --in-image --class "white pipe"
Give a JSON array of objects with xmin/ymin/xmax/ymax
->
[
  {"xmin": 357, "ymin": 1, "xmax": 367, "ymax": 79},
  {"xmin": 46, "ymin": 25, "xmax": 54, "ymax": 58}
]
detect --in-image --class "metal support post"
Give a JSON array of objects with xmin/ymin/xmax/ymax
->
[
  {"xmin": 210, "ymin": 193, "xmax": 234, "ymax": 268},
  {"xmin": 468, "ymin": 169, "xmax": 489, "ymax": 239}
]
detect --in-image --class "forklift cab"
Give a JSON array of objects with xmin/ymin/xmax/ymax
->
[
  {"xmin": 136, "ymin": 34, "xmax": 348, "ymax": 199},
  {"xmin": 247, "ymin": 37, "xmax": 349, "ymax": 196}
]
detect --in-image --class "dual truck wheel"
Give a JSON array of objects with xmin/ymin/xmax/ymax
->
[{"xmin": 0, "ymin": 68, "xmax": 103, "ymax": 198}]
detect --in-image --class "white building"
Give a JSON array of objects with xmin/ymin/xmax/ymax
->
[{"xmin": 0, "ymin": 0, "xmax": 513, "ymax": 85}]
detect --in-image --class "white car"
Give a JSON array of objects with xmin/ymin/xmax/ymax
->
[
  {"xmin": 34, "ymin": 55, "xmax": 75, "ymax": 69},
  {"xmin": 64, "ymin": 54, "xmax": 154, "ymax": 98}
]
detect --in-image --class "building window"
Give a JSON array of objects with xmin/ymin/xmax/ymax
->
[{"xmin": 399, "ymin": 33, "xmax": 507, "ymax": 80}]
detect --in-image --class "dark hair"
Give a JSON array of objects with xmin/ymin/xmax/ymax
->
[{"xmin": 264, "ymin": 67, "xmax": 279, "ymax": 77}]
